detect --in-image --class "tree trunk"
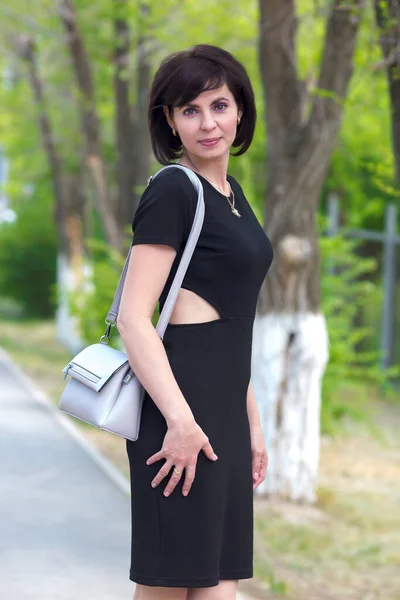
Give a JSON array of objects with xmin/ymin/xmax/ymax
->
[
  {"xmin": 17, "ymin": 34, "xmax": 86, "ymax": 352},
  {"xmin": 374, "ymin": 0, "xmax": 400, "ymax": 191},
  {"xmin": 255, "ymin": 0, "xmax": 364, "ymax": 502},
  {"xmin": 113, "ymin": 0, "xmax": 135, "ymax": 228},
  {"xmin": 59, "ymin": 0, "xmax": 123, "ymax": 251},
  {"xmin": 130, "ymin": 2, "xmax": 153, "ymax": 215},
  {"xmin": 55, "ymin": 172, "xmax": 90, "ymax": 353}
]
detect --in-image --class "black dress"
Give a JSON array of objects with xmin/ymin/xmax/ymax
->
[{"xmin": 126, "ymin": 167, "xmax": 273, "ymax": 588}]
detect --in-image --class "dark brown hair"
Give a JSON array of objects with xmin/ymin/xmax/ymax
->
[{"xmin": 148, "ymin": 44, "xmax": 257, "ymax": 165}]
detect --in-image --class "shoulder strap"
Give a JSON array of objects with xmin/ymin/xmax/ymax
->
[{"xmin": 105, "ymin": 164, "xmax": 205, "ymax": 340}]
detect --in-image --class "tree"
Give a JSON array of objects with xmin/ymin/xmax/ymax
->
[
  {"xmin": 0, "ymin": 0, "xmax": 153, "ymax": 341},
  {"xmin": 374, "ymin": 0, "xmax": 400, "ymax": 192},
  {"xmin": 58, "ymin": 0, "xmax": 125, "ymax": 252},
  {"xmin": 255, "ymin": 0, "xmax": 365, "ymax": 502},
  {"xmin": 14, "ymin": 34, "xmax": 86, "ymax": 350}
]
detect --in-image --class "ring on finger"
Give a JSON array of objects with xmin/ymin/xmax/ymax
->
[{"xmin": 173, "ymin": 468, "xmax": 181, "ymax": 475}]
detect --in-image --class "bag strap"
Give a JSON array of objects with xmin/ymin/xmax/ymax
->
[{"xmin": 104, "ymin": 164, "xmax": 205, "ymax": 341}]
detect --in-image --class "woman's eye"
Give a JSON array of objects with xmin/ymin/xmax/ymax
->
[{"xmin": 182, "ymin": 103, "xmax": 228, "ymax": 116}]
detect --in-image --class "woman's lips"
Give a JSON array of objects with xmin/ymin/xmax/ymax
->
[{"xmin": 199, "ymin": 138, "xmax": 221, "ymax": 146}]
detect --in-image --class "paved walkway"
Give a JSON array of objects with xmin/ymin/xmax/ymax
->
[{"xmin": 0, "ymin": 349, "xmax": 251, "ymax": 600}]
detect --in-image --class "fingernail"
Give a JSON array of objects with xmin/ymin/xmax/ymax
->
[
  {"xmin": 183, "ymin": 491, "xmax": 188, "ymax": 496},
  {"xmin": 214, "ymin": 454, "xmax": 218, "ymax": 459},
  {"xmin": 164, "ymin": 491, "xmax": 169, "ymax": 497},
  {"xmin": 254, "ymin": 472, "xmax": 259, "ymax": 479},
  {"xmin": 151, "ymin": 482, "xmax": 156, "ymax": 487}
]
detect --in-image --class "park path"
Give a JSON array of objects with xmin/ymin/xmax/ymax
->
[
  {"xmin": 0, "ymin": 348, "xmax": 133, "ymax": 599},
  {"xmin": 0, "ymin": 348, "xmax": 251, "ymax": 600}
]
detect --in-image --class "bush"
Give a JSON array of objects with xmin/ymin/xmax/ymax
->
[
  {"xmin": 69, "ymin": 237, "xmax": 161, "ymax": 349},
  {"xmin": 0, "ymin": 196, "xmax": 57, "ymax": 318},
  {"xmin": 320, "ymin": 231, "xmax": 398, "ymax": 434}
]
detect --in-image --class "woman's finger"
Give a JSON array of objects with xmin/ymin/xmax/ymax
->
[
  {"xmin": 253, "ymin": 451, "xmax": 268, "ymax": 489},
  {"xmin": 146, "ymin": 450, "xmax": 165, "ymax": 465},
  {"xmin": 162, "ymin": 464, "xmax": 185, "ymax": 497},
  {"xmin": 252, "ymin": 450, "xmax": 262, "ymax": 482},
  {"xmin": 253, "ymin": 477, "xmax": 263, "ymax": 490},
  {"xmin": 182, "ymin": 459, "xmax": 197, "ymax": 496},
  {"xmin": 260, "ymin": 450, "xmax": 268, "ymax": 478},
  {"xmin": 151, "ymin": 459, "xmax": 173, "ymax": 488}
]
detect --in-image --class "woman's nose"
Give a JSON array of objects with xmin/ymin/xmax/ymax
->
[{"xmin": 200, "ymin": 113, "xmax": 217, "ymax": 130}]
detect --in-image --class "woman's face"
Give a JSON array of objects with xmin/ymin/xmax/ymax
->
[{"xmin": 164, "ymin": 83, "xmax": 242, "ymax": 161}]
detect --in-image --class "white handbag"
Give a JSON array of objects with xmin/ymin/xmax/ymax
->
[{"xmin": 58, "ymin": 165, "xmax": 205, "ymax": 441}]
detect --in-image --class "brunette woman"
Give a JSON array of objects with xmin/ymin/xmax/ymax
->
[{"xmin": 118, "ymin": 43, "xmax": 273, "ymax": 600}]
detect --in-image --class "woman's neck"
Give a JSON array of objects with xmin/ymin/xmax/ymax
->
[{"xmin": 177, "ymin": 153, "xmax": 230, "ymax": 195}]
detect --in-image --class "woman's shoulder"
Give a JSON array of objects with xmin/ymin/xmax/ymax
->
[
  {"xmin": 147, "ymin": 166, "xmax": 197, "ymax": 200},
  {"xmin": 150, "ymin": 165, "xmax": 194, "ymax": 185},
  {"xmin": 131, "ymin": 166, "xmax": 197, "ymax": 245}
]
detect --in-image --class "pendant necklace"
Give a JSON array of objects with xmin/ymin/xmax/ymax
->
[{"xmin": 177, "ymin": 157, "xmax": 241, "ymax": 218}]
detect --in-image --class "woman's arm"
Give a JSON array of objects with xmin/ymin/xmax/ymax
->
[
  {"xmin": 117, "ymin": 243, "xmax": 195, "ymax": 426},
  {"xmin": 247, "ymin": 379, "xmax": 262, "ymax": 430},
  {"xmin": 118, "ymin": 242, "xmax": 218, "ymax": 498},
  {"xmin": 247, "ymin": 379, "xmax": 269, "ymax": 490}
]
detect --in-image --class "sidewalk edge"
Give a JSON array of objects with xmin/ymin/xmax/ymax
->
[{"xmin": 0, "ymin": 346, "xmax": 131, "ymax": 498}]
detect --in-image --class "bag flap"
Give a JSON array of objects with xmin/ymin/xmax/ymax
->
[{"xmin": 63, "ymin": 343, "xmax": 129, "ymax": 392}]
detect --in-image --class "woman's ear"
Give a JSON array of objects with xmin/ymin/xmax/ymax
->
[{"xmin": 163, "ymin": 106, "xmax": 174, "ymax": 130}]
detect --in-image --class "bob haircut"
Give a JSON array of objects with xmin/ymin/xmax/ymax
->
[{"xmin": 148, "ymin": 44, "xmax": 257, "ymax": 165}]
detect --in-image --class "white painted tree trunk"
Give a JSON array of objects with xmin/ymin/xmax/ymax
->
[
  {"xmin": 251, "ymin": 312, "xmax": 329, "ymax": 503},
  {"xmin": 55, "ymin": 253, "xmax": 92, "ymax": 354}
]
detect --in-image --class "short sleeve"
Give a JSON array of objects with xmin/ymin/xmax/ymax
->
[{"xmin": 131, "ymin": 169, "xmax": 197, "ymax": 252}]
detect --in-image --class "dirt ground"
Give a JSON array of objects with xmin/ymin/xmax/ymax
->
[
  {"xmin": 83, "ymin": 401, "xmax": 400, "ymax": 600},
  {"xmin": 244, "ymin": 399, "xmax": 400, "ymax": 600}
]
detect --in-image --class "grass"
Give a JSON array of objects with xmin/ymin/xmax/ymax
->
[
  {"xmin": 249, "ymin": 400, "xmax": 400, "ymax": 600},
  {"xmin": 1, "ymin": 318, "xmax": 400, "ymax": 599}
]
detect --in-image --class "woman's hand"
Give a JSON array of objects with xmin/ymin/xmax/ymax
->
[
  {"xmin": 146, "ymin": 418, "xmax": 218, "ymax": 497},
  {"xmin": 250, "ymin": 425, "xmax": 268, "ymax": 490}
]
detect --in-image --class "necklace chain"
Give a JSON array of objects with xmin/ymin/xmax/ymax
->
[{"xmin": 177, "ymin": 156, "xmax": 241, "ymax": 218}]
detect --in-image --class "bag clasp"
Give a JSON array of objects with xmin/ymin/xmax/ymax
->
[{"xmin": 100, "ymin": 320, "xmax": 115, "ymax": 345}]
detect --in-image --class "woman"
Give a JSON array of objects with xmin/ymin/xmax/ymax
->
[{"xmin": 117, "ymin": 44, "xmax": 273, "ymax": 600}]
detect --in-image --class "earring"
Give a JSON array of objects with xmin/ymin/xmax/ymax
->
[
  {"xmin": 237, "ymin": 117, "xmax": 241, "ymax": 124},
  {"xmin": 172, "ymin": 128, "xmax": 177, "ymax": 136}
]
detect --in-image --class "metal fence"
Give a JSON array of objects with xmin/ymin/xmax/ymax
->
[{"xmin": 327, "ymin": 193, "xmax": 397, "ymax": 370}]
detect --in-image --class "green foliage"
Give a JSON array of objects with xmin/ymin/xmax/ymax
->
[
  {"xmin": 68, "ymin": 238, "xmax": 124, "ymax": 348},
  {"xmin": 319, "ymin": 225, "xmax": 399, "ymax": 434},
  {"xmin": 0, "ymin": 0, "xmax": 396, "ymax": 242},
  {"xmin": 68, "ymin": 235, "xmax": 161, "ymax": 347},
  {"xmin": 0, "ymin": 1, "xmax": 398, "ymax": 435},
  {"xmin": 321, "ymin": 2, "xmax": 399, "ymax": 230},
  {"xmin": 0, "ymin": 191, "xmax": 57, "ymax": 318}
]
